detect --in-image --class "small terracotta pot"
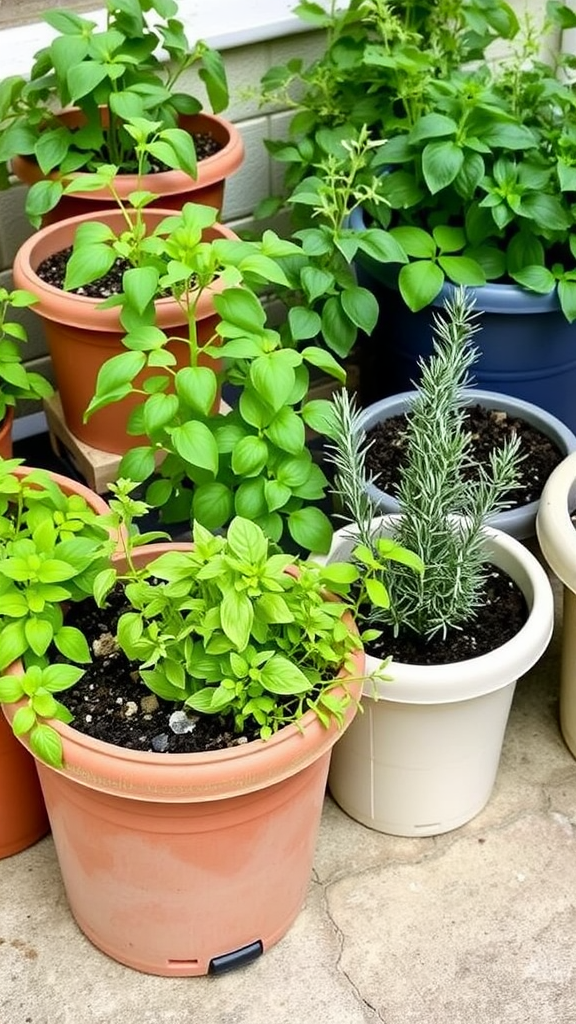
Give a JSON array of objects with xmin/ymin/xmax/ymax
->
[
  {"xmin": 12, "ymin": 111, "xmax": 245, "ymax": 224},
  {"xmin": 2, "ymin": 545, "xmax": 364, "ymax": 973},
  {"xmin": 13, "ymin": 208, "xmax": 236, "ymax": 454},
  {"xmin": 0, "ymin": 408, "xmax": 15, "ymax": 459},
  {"xmin": 0, "ymin": 466, "xmax": 112, "ymax": 859}
]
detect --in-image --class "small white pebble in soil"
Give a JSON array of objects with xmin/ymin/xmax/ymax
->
[
  {"xmin": 233, "ymin": 736, "xmax": 249, "ymax": 745},
  {"xmin": 140, "ymin": 694, "xmax": 159, "ymax": 714},
  {"xmin": 85, "ymin": 715, "xmax": 92, "ymax": 723},
  {"xmin": 116, "ymin": 697, "xmax": 123, "ymax": 705},
  {"xmin": 124, "ymin": 701, "xmax": 138, "ymax": 718},
  {"xmin": 169, "ymin": 710, "xmax": 199, "ymax": 735},
  {"xmin": 151, "ymin": 733, "xmax": 170, "ymax": 752},
  {"xmin": 92, "ymin": 632, "xmax": 120, "ymax": 657}
]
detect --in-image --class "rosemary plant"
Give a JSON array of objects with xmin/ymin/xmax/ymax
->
[{"xmin": 326, "ymin": 287, "xmax": 524, "ymax": 641}]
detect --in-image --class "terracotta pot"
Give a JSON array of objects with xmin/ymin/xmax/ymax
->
[
  {"xmin": 12, "ymin": 111, "xmax": 245, "ymax": 224},
  {"xmin": 13, "ymin": 208, "xmax": 236, "ymax": 454},
  {"xmin": 2, "ymin": 545, "xmax": 364, "ymax": 974},
  {"xmin": 316, "ymin": 517, "xmax": 554, "ymax": 836},
  {"xmin": 0, "ymin": 408, "xmax": 14, "ymax": 459},
  {"xmin": 0, "ymin": 466, "xmax": 112, "ymax": 858}
]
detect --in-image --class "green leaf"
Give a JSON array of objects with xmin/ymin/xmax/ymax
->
[
  {"xmin": 264, "ymin": 479, "xmax": 291, "ymax": 512},
  {"xmin": 67, "ymin": 61, "xmax": 109, "ymax": 102},
  {"xmin": 122, "ymin": 267, "xmax": 159, "ymax": 314},
  {"xmin": 356, "ymin": 228, "xmax": 407, "ymax": 264},
  {"xmin": 260, "ymin": 654, "xmax": 310, "ymax": 695},
  {"xmin": 54, "ymin": 626, "xmax": 91, "ymax": 664},
  {"xmin": 158, "ymin": 127, "xmax": 197, "ymax": 177},
  {"xmin": 365, "ymin": 576, "xmax": 390, "ymax": 609},
  {"xmin": 558, "ymin": 279, "xmax": 576, "ymax": 323},
  {"xmin": 143, "ymin": 393, "xmax": 180, "ymax": 436},
  {"xmin": 93, "ymin": 350, "xmax": 146, "ymax": 399},
  {"xmin": 0, "ymin": 674, "xmax": 25, "ymax": 703},
  {"xmin": 220, "ymin": 588, "xmax": 253, "ymax": 651},
  {"xmin": 301, "ymin": 398, "xmax": 339, "ymax": 438},
  {"xmin": 175, "ymin": 367, "xmax": 218, "ymax": 416},
  {"xmin": 171, "ymin": 421, "xmax": 219, "ymax": 474},
  {"xmin": 119, "ymin": 445, "xmax": 157, "ymax": 481},
  {"xmin": 227, "ymin": 516, "xmax": 268, "ymax": 563},
  {"xmin": 231, "ymin": 435, "xmax": 269, "ymax": 477},
  {"xmin": 11, "ymin": 704, "xmax": 36, "ymax": 737},
  {"xmin": 438, "ymin": 255, "xmax": 486, "ymax": 286},
  {"xmin": 192, "ymin": 482, "xmax": 233, "ymax": 530},
  {"xmin": 0, "ymin": 620, "xmax": 27, "ymax": 670},
  {"xmin": 29, "ymin": 723, "xmax": 63, "ymax": 768},
  {"xmin": 398, "ymin": 261, "xmax": 445, "ymax": 312},
  {"xmin": 234, "ymin": 478, "xmax": 267, "ymax": 519},
  {"xmin": 250, "ymin": 353, "xmax": 295, "ymax": 411},
  {"xmin": 64, "ymin": 244, "xmax": 117, "ymax": 291},
  {"xmin": 301, "ymin": 347, "xmax": 345, "ymax": 382},
  {"xmin": 510, "ymin": 266, "xmax": 556, "ymax": 294},
  {"xmin": 321, "ymin": 297, "xmax": 356, "ymax": 358},
  {"xmin": 288, "ymin": 507, "xmax": 333, "ymax": 554},
  {"xmin": 340, "ymin": 286, "xmax": 379, "ymax": 334},
  {"xmin": 389, "ymin": 226, "xmax": 436, "ymax": 259},
  {"xmin": 409, "ymin": 113, "xmax": 457, "ymax": 144},
  {"xmin": 288, "ymin": 306, "xmax": 322, "ymax": 342},
  {"xmin": 24, "ymin": 618, "xmax": 53, "ymax": 657},
  {"xmin": 422, "ymin": 141, "xmax": 464, "ymax": 194},
  {"xmin": 265, "ymin": 407, "xmax": 305, "ymax": 454},
  {"xmin": 213, "ymin": 288, "xmax": 266, "ymax": 333}
]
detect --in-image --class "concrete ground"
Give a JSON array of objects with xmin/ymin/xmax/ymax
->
[{"xmin": 2, "ymin": 567, "xmax": 576, "ymax": 1024}]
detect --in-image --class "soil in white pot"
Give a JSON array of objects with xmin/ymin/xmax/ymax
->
[
  {"xmin": 366, "ymin": 405, "xmax": 563, "ymax": 507},
  {"xmin": 362, "ymin": 566, "xmax": 527, "ymax": 666}
]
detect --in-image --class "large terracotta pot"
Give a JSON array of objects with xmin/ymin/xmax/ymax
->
[
  {"xmin": 0, "ymin": 408, "xmax": 14, "ymax": 460},
  {"xmin": 315, "ymin": 517, "xmax": 554, "ymax": 837},
  {"xmin": 12, "ymin": 208, "xmax": 236, "ymax": 454},
  {"xmin": 12, "ymin": 111, "xmax": 245, "ymax": 223},
  {"xmin": 0, "ymin": 466, "xmax": 112, "ymax": 859},
  {"xmin": 536, "ymin": 452, "xmax": 576, "ymax": 757},
  {"xmin": 2, "ymin": 545, "xmax": 364, "ymax": 974}
]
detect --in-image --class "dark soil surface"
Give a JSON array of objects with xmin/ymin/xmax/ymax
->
[
  {"xmin": 365, "ymin": 566, "xmax": 528, "ymax": 666},
  {"xmin": 37, "ymin": 246, "xmax": 131, "ymax": 298},
  {"xmin": 60, "ymin": 585, "xmax": 262, "ymax": 754},
  {"xmin": 365, "ymin": 405, "xmax": 563, "ymax": 507},
  {"xmin": 57, "ymin": 565, "xmax": 528, "ymax": 753}
]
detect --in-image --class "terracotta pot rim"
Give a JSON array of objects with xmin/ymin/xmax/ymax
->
[
  {"xmin": 12, "ymin": 206, "xmax": 236, "ymax": 331},
  {"xmin": 12, "ymin": 111, "xmax": 245, "ymax": 198},
  {"xmin": 2, "ymin": 543, "xmax": 365, "ymax": 801}
]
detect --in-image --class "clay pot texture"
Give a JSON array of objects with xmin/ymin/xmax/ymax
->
[
  {"xmin": 2, "ymin": 545, "xmax": 364, "ymax": 975},
  {"xmin": 12, "ymin": 208, "xmax": 236, "ymax": 455},
  {"xmin": 0, "ymin": 408, "xmax": 15, "ymax": 460},
  {"xmin": 0, "ymin": 467, "xmax": 112, "ymax": 859},
  {"xmin": 12, "ymin": 111, "xmax": 245, "ymax": 224}
]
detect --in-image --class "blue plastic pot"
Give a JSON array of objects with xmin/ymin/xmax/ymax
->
[{"xmin": 350, "ymin": 207, "xmax": 576, "ymax": 431}]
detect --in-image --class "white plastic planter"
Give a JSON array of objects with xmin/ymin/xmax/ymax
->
[
  {"xmin": 318, "ymin": 517, "xmax": 554, "ymax": 837},
  {"xmin": 536, "ymin": 452, "xmax": 576, "ymax": 757},
  {"xmin": 359, "ymin": 390, "xmax": 576, "ymax": 541}
]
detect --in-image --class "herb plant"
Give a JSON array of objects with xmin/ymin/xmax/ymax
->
[
  {"xmin": 259, "ymin": 0, "xmax": 519, "ymax": 192},
  {"xmin": 324, "ymin": 288, "xmax": 523, "ymax": 639},
  {"xmin": 359, "ymin": 3, "xmax": 576, "ymax": 319},
  {"xmin": 0, "ymin": 479, "xmax": 366, "ymax": 768},
  {"xmin": 0, "ymin": 288, "xmax": 54, "ymax": 422},
  {"xmin": 60, "ymin": 159, "xmax": 342, "ymax": 553},
  {"xmin": 0, "ymin": 0, "xmax": 229, "ymax": 222}
]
